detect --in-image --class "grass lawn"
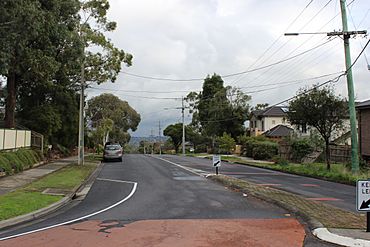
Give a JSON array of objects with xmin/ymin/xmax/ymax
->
[
  {"xmin": 221, "ymin": 156, "xmax": 368, "ymax": 185},
  {"xmin": 0, "ymin": 162, "xmax": 98, "ymax": 221},
  {"xmin": 0, "ymin": 191, "xmax": 62, "ymax": 221}
]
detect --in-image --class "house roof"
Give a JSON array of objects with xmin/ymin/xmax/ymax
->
[
  {"xmin": 263, "ymin": 124, "xmax": 293, "ymax": 137},
  {"xmin": 356, "ymin": 100, "xmax": 370, "ymax": 109},
  {"xmin": 252, "ymin": 106, "xmax": 288, "ymax": 118}
]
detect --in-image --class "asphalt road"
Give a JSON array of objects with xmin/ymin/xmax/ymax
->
[
  {"xmin": 159, "ymin": 155, "xmax": 356, "ymax": 212},
  {"xmin": 0, "ymin": 154, "xmax": 337, "ymax": 247}
]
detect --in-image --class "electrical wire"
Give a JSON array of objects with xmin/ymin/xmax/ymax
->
[
  {"xmin": 271, "ymin": 38, "xmax": 370, "ymax": 107},
  {"xmin": 229, "ymin": 0, "xmax": 315, "ymax": 86},
  {"xmin": 347, "ymin": 5, "xmax": 369, "ymax": 67},
  {"xmin": 121, "ymin": 38, "xmax": 335, "ymax": 82}
]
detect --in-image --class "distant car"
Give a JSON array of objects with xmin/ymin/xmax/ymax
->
[{"xmin": 103, "ymin": 143, "xmax": 123, "ymax": 162}]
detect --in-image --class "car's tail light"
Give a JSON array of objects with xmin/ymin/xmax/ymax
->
[{"xmin": 116, "ymin": 150, "xmax": 122, "ymax": 155}]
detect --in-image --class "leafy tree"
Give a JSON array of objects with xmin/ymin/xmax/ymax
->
[
  {"xmin": 90, "ymin": 118, "xmax": 114, "ymax": 146},
  {"xmin": 186, "ymin": 126, "xmax": 209, "ymax": 152},
  {"xmin": 186, "ymin": 74, "xmax": 251, "ymax": 140},
  {"xmin": 287, "ymin": 86, "xmax": 347, "ymax": 170},
  {"xmin": 86, "ymin": 93, "xmax": 140, "ymax": 145},
  {"xmin": 0, "ymin": 0, "xmax": 133, "ymax": 140},
  {"xmin": 163, "ymin": 123, "xmax": 183, "ymax": 153},
  {"xmin": 217, "ymin": 132, "xmax": 236, "ymax": 154},
  {"xmin": 0, "ymin": 0, "xmax": 83, "ymax": 128}
]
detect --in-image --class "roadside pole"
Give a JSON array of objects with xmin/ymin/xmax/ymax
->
[
  {"xmin": 285, "ymin": 1, "xmax": 366, "ymax": 173},
  {"xmin": 339, "ymin": 0, "xmax": 359, "ymax": 172},
  {"xmin": 78, "ymin": 51, "xmax": 85, "ymax": 166},
  {"xmin": 182, "ymin": 97, "xmax": 185, "ymax": 156}
]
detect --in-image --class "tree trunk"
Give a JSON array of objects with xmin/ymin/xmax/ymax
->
[
  {"xmin": 325, "ymin": 139, "xmax": 331, "ymax": 170},
  {"xmin": 4, "ymin": 72, "xmax": 17, "ymax": 128}
]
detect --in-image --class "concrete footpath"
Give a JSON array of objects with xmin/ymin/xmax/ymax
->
[
  {"xmin": 0, "ymin": 156, "xmax": 77, "ymax": 195},
  {"xmin": 0, "ymin": 156, "xmax": 103, "ymax": 230}
]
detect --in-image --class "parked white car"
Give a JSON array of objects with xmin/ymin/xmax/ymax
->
[{"xmin": 103, "ymin": 143, "xmax": 123, "ymax": 162}]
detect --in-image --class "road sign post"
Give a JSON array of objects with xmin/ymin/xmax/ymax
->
[
  {"xmin": 213, "ymin": 155, "xmax": 221, "ymax": 175},
  {"xmin": 356, "ymin": 180, "xmax": 370, "ymax": 232}
]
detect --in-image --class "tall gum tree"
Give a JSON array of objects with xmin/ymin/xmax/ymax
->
[{"xmin": 0, "ymin": 0, "xmax": 132, "ymax": 130}]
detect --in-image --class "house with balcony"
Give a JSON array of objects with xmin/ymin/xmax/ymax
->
[{"xmin": 249, "ymin": 106, "xmax": 300, "ymax": 137}]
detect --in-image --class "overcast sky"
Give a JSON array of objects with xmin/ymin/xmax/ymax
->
[{"xmin": 86, "ymin": 0, "xmax": 370, "ymax": 137}]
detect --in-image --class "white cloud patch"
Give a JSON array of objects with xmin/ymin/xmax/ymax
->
[{"xmin": 88, "ymin": 0, "xmax": 370, "ymax": 136}]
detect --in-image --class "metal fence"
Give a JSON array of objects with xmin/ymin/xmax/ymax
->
[{"xmin": 31, "ymin": 131, "xmax": 44, "ymax": 152}]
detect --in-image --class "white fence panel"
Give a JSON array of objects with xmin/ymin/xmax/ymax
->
[
  {"xmin": 25, "ymin": 131, "xmax": 31, "ymax": 147},
  {"xmin": 4, "ymin": 130, "xmax": 16, "ymax": 149},
  {"xmin": 16, "ymin": 130, "xmax": 25, "ymax": 148},
  {"xmin": 0, "ymin": 129, "xmax": 4, "ymax": 150},
  {"xmin": 0, "ymin": 129, "xmax": 32, "ymax": 150}
]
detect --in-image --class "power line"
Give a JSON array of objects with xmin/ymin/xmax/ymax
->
[
  {"xmin": 240, "ymin": 0, "xmax": 356, "ymax": 90},
  {"xmin": 229, "ymin": 0, "xmax": 315, "ymax": 86},
  {"xmin": 271, "ymin": 38, "xmax": 370, "ymax": 107},
  {"xmin": 87, "ymin": 72, "xmax": 341, "ymax": 97},
  {"xmin": 121, "ymin": 39, "xmax": 335, "ymax": 82},
  {"xmin": 87, "ymin": 87, "xmax": 182, "ymax": 100}
]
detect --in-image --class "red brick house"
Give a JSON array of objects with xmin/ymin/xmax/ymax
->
[{"xmin": 357, "ymin": 100, "xmax": 370, "ymax": 161}]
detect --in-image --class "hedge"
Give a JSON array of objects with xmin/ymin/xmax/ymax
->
[
  {"xmin": 252, "ymin": 141, "xmax": 278, "ymax": 160},
  {"xmin": 0, "ymin": 149, "xmax": 42, "ymax": 175},
  {"xmin": 240, "ymin": 136, "xmax": 278, "ymax": 160}
]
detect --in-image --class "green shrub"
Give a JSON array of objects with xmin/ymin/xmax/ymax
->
[
  {"xmin": 32, "ymin": 149, "xmax": 43, "ymax": 161},
  {"xmin": 291, "ymin": 138, "xmax": 314, "ymax": 162},
  {"xmin": 217, "ymin": 133, "xmax": 236, "ymax": 154},
  {"xmin": 15, "ymin": 150, "xmax": 31, "ymax": 169},
  {"xmin": 273, "ymin": 155, "xmax": 289, "ymax": 166},
  {"xmin": 0, "ymin": 156, "xmax": 12, "ymax": 175},
  {"xmin": 2, "ymin": 152, "xmax": 24, "ymax": 173},
  {"xmin": 252, "ymin": 141, "xmax": 278, "ymax": 160},
  {"xmin": 239, "ymin": 135, "xmax": 271, "ymax": 157},
  {"xmin": 0, "ymin": 149, "xmax": 41, "ymax": 175}
]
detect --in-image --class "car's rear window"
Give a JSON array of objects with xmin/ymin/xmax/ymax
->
[{"xmin": 105, "ymin": 145, "xmax": 121, "ymax": 150}]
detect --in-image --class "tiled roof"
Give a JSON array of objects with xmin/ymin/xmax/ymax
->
[
  {"xmin": 252, "ymin": 106, "xmax": 287, "ymax": 117},
  {"xmin": 356, "ymin": 100, "xmax": 370, "ymax": 109},
  {"xmin": 263, "ymin": 124, "xmax": 293, "ymax": 137}
]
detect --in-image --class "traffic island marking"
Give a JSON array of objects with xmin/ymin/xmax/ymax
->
[{"xmin": 209, "ymin": 175, "xmax": 366, "ymax": 229}]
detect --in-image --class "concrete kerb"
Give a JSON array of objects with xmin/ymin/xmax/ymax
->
[
  {"xmin": 0, "ymin": 161, "xmax": 103, "ymax": 230},
  {"xmin": 208, "ymin": 174, "xmax": 370, "ymax": 247}
]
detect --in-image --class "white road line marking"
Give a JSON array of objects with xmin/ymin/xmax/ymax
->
[
  {"xmin": 0, "ymin": 180, "xmax": 138, "ymax": 241},
  {"xmin": 152, "ymin": 156, "xmax": 203, "ymax": 177},
  {"xmin": 97, "ymin": 178, "xmax": 136, "ymax": 184}
]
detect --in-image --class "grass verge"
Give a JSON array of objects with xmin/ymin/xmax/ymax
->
[
  {"xmin": 209, "ymin": 174, "xmax": 365, "ymax": 229},
  {"xmin": 0, "ymin": 161, "xmax": 98, "ymax": 221},
  {"xmin": 221, "ymin": 156, "xmax": 368, "ymax": 185}
]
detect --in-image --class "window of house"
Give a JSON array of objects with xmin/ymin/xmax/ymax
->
[
  {"xmin": 250, "ymin": 121, "xmax": 253, "ymax": 128},
  {"xmin": 262, "ymin": 121, "xmax": 265, "ymax": 131},
  {"xmin": 254, "ymin": 121, "xmax": 257, "ymax": 129},
  {"xmin": 272, "ymin": 120, "xmax": 275, "ymax": 125}
]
